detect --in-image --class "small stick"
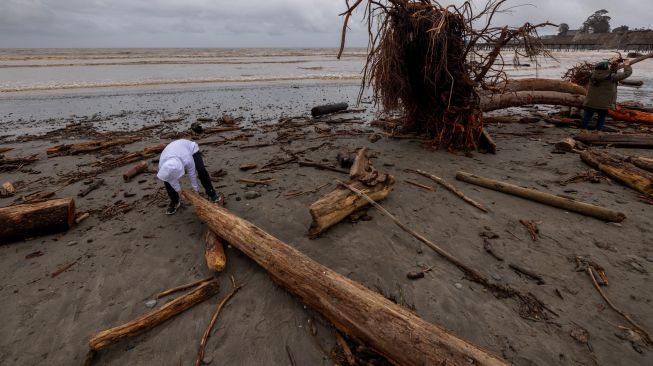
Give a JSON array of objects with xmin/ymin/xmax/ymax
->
[
  {"xmin": 75, "ymin": 212, "xmax": 91, "ymax": 224},
  {"xmin": 405, "ymin": 180, "xmax": 437, "ymax": 192},
  {"xmin": 408, "ymin": 169, "xmax": 488, "ymax": 212},
  {"xmin": 238, "ymin": 178, "xmax": 274, "ymax": 185},
  {"xmin": 286, "ymin": 345, "xmax": 297, "ymax": 366},
  {"xmin": 587, "ymin": 267, "xmax": 652, "ymax": 345},
  {"xmin": 509, "ymin": 263, "xmax": 545, "ymax": 285},
  {"xmin": 519, "ymin": 219, "xmax": 539, "ymax": 241},
  {"xmin": 156, "ymin": 276, "xmax": 214, "ymax": 299},
  {"xmin": 196, "ymin": 277, "xmax": 244, "ymax": 366},
  {"xmin": 51, "ymin": 257, "xmax": 80, "ymax": 278},
  {"xmin": 336, "ymin": 332, "xmax": 356, "ymax": 365}
]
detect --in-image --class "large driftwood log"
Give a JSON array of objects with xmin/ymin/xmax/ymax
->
[
  {"xmin": 309, "ymin": 178, "xmax": 395, "ymax": 238},
  {"xmin": 575, "ymin": 132, "xmax": 653, "ymax": 148},
  {"xmin": 580, "ymin": 150, "xmax": 653, "ymax": 197},
  {"xmin": 480, "ymin": 91, "xmax": 584, "ymax": 112},
  {"xmin": 182, "ymin": 191, "xmax": 508, "ymax": 366},
  {"xmin": 607, "ymin": 107, "xmax": 653, "ymax": 125},
  {"xmin": 88, "ymin": 279, "xmax": 219, "ymax": 351},
  {"xmin": 204, "ymin": 230, "xmax": 226, "ymax": 272},
  {"xmin": 0, "ymin": 198, "xmax": 75, "ymax": 243},
  {"xmin": 498, "ymin": 78, "xmax": 587, "ymax": 95},
  {"xmin": 455, "ymin": 171, "xmax": 626, "ymax": 222},
  {"xmin": 47, "ymin": 137, "xmax": 140, "ymax": 156}
]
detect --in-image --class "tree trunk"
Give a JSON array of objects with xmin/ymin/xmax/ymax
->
[
  {"xmin": 580, "ymin": 150, "xmax": 653, "ymax": 197},
  {"xmin": 88, "ymin": 279, "xmax": 219, "ymax": 351},
  {"xmin": 182, "ymin": 190, "xmax": 508, "ymax": 366},
  {"xmin": 204, "ymin": 230, "xmax": 226, "ymax": 272},
  {"xmin": 311, "ymin": 103, "xmax": 348, "ymax": 117},
  {"xmin": 498, "ymin": 78, "xmax": 586, "ymax": 95},
  {"xmin": 309, "ymin": 178, "xmax": 395, "ymax": 238},
  {"xmin": 123, "ymin": 161, "xmax": 149, "ymax": 182},
  {"xmin": 574, "ymin": 132, "xmax": 653, "ymax": 148},
  {"xmin": 0, "ymin": 198, "xmax": 76, "ymax": 243},
  {"xmin": 480, "ymin": 91, "xmax": 584, "ymax": 112},
  {"xmin": 455, "ymin": 171, "xmax": 626, "ymax": 222}
]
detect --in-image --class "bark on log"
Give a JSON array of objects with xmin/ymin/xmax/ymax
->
[
  {"xmin": 574, "ymin": 132, "xmax": 653, "ymax": 148},
  {"xmin": 480, "ymin": 91, "xmax": 584, "ymax": 112},
  {"xmin": 455, "ymin": 171, "xmax": 626, "ymax": 222},
  {"xmin": 182, "ymin": 190, "xmax": 508, "ymax": 366},
  {"xmin": 0, "ymin": 198, "xmax": 75, "ymax": 243},
  {"xmin": 123, "ymin": 161, "xmax": 149, "ymax": 182},
  {"xmin": 309, "ymin": 178, "xmax": 395, "ymax": 238},
  {"xmin": 88, "ymin": 279, "xmax": 219, "ymax": 351},
  {"xmin": 311, "ymin": 103, "xmax": 348, "ymax": 117},
  {"xmin": 204, "ymin": 230, "xmax": 226, "ymax": 272},
  {"xmin": 580, "ymin": 150, "xmax": 653, "ymax": 197}
]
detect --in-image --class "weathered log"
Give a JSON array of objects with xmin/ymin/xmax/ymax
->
[
  {"xmin": 608, "ymin": 107, "xmax": 653, "ymax": 125},
  {"xmin": 0, "ymin": 198, "xmax": 76, "ymax": 243},
  {"xmin": 349, "ymin": 148, "xmax": 381, "ymax": 185},
  {"xmin": 311, "ymin": 103, "xmax": 348, "ymax": 117},
  {"xmin": 480, "ymin": 91, "xmax": 584, "ymax": 112},
  {"xmin": 580, "ymin": 150, "xmax": 653, "ymax": 197},
  {"xmin": 123, "ymin": 161, "xmax": 149, "ymax": 182},
  {"xmin": 204, "ymin": 230, "xmax": 226, "ymax": 272},
  {"xmin": 455, "ymin": 171, "xmax": 626, "ymax": 222},
  {"xmin": 88, "ymin": 279, "xmax": 219, "ymax": 351},
  {"xmin": 575, "ymin": 132, "xmax": 653, "ymax": 148},
  {"xmin": 0, "ymin": 153, "xmax": 40, "ymax": 172},
  {"xmin": 1, "ymin": 181, "xmax": 16, "ymax": 197},
  {"xmin": 554, "ymin": 137, "xmax": 577, "ymax": 152},
  {"xmin": 619, "ymin": 79, "xmax": 644, "ymax": 87},
  {"xmin": 182, "ymin": 190, "xmax": 508, "ymax": 366},
  {"xmin": 631, "ymin": 157, "xmax": 653, "ymax": 173},
  {"xmin": 47, "ymin": 137, "xmax": 140, "ymax": 156},
  {"xmin": 498, "ymin": 78, "xmax": 587, "ymax": 95},
  {"xmin": 309, "ymin": 177, "xmax": 395, "ymax": 238},
  {"xmin": 78, "ymin": 179, "xmax": 104, "ymax": 197}
]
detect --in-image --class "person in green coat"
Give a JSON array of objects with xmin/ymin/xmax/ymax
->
[{"xmin": 582, "ymin": 58, "xmax": 633, "ymax": 130}]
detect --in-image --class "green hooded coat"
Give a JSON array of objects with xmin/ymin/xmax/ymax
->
[{"xmin": 583, "ymin": 64, "xmax": 632, "ymax": 110}]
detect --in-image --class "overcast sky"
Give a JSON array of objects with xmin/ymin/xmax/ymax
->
[{"xmin": 0, "ymin": 0, "xmax": 650, "ymax": 48}]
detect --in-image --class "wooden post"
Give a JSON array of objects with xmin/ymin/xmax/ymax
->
[
  {"xmin": 182, "ymin": 190, "xmax": 508, "ymax": 366},
  {"xmin": 455, "ymin": 171, "xmax": 626, "ymax": 222},
  {"xmin": 88, "ymin": 279, "xmax": 219, "ymax": 351},
  {"xmin": 0, "ymin": 198, "xmax": 76, "ymax": 243}
]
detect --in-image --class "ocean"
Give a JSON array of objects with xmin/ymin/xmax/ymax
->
[{"xmin": 0, "ymin": 48, "xmax": 651, "ymax": 105}]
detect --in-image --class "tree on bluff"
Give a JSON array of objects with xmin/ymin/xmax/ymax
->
[
  {"xmin": 558, "ymin": 23, "xmax": 570, "ymax": 36},
  {"xmin": 582, "ymin": 10, "xmax": 611, "ymax": 33}
]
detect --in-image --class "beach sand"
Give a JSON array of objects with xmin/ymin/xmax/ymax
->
[{"xmin": 1, "ymin": 83, "xmax": 652, "ymax": 365}]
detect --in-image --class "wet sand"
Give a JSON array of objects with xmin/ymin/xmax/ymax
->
[{"xmin": 0, "ymin": 83, "xmax": 652, "ymax": 365}]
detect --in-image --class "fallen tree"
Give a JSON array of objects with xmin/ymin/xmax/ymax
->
[
  {"xmin": 182, "ymin": 190, "xmax": 508, "ymax": 366},
  {"xmin": 0, "ymin": 198, "xmax": 76, "ymax": 243}
]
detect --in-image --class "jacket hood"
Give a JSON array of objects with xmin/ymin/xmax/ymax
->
[{"xmin": 157, "ymin": 157, "xmax": 184, "ymax": 182}]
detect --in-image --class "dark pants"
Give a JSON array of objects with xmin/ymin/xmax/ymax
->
[
  {"xmin": 164, "ymin": 151, "xmax": 216, "ymax": 204},
  {"xmin": 581, "ymin": 108, "xmax": 608, "ymax": 131}
]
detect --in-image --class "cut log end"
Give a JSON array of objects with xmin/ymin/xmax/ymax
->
[
  {"xmin": 204, "ymin": 230, "xmax": 226, "ymax": 272},
  {"xmin": 0, "ymin": 198, "xmax": 76, "ymax": 243}
]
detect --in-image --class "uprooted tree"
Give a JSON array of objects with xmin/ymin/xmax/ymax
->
[{"xmin": 338, "ymin": 0, "xmax": 553, "ymax": 150}]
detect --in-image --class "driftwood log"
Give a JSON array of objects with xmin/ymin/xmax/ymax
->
[
  {"xmin": 631, "ymin": 156, "xmax": 653, "ymax": 173},
  {"xmin": 480, "ymin": 91, "xmax": 584, "ymax": 112},
  {"xmin": 0, "ymin": 181, "xmax": 16, "ymax": 197},
  {"xmin": 311, "ymin": 103, "xmax": 348, "ymax": 117},
  {"xmin": 123, "ymin": 161, "xmax": 149, "ymax": 182},
  {"xmin": 88, "ymin": 279, "xmax": 219, "ymax": 351},
  {"xmin": 608, "ymin": 107, "xmax": 653, "ymax": 125},
  {"xmin": 0, "ymin": 198, "xmax": 75, "ymax": 243},
  {"xmin": 455, "ymin": 171, "xmax": 626, "ymax": 222},
  {"xmin": 182, "ymin": 190, "xmax": 508, "ymax": 366},
  {"xmin": 498, "ymin": 78, "xmax": 587, "ymax": 95},
  {"xmin": 554, "ymin": 137, "xmax": 577, "ymax": 152},
  {"xmin": 580, "ymin": 150, "xmax": 653, "ymax": 197},
  {"xmin": 309, "ymin": 178, "xmax": 394, "ymax": 238},
  {"xmin": 47, "ymin": 137, "xmax": 140, "ymax": 156},
  {"xmin": 575, "ymin": 132, "xmax": 653, "ymax": 148},
  {"xmin": 95, "ymin": 144, "xmax": 165, "ymax": 170},
  {"xmin": 204, "ymin": 230, "xmax": 226, "ymax": 272}
]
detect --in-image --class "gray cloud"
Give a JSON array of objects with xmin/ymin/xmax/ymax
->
[{"xmin": 0, "ymin": 1, "xmax": 650, "ymax": 48}]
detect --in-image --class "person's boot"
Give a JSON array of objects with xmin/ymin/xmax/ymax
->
[
  {"xmin": 209, "ymin": 192, "xmax": 224, "ymax": 205},
  {"xmin": 166, "ymin": 201, "xmax": 181, "ymax": 215}
]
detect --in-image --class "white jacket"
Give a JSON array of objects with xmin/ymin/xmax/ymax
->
[{"xmin": 157, "ymin": 139, "xmax": 200, "ymax": 192}]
